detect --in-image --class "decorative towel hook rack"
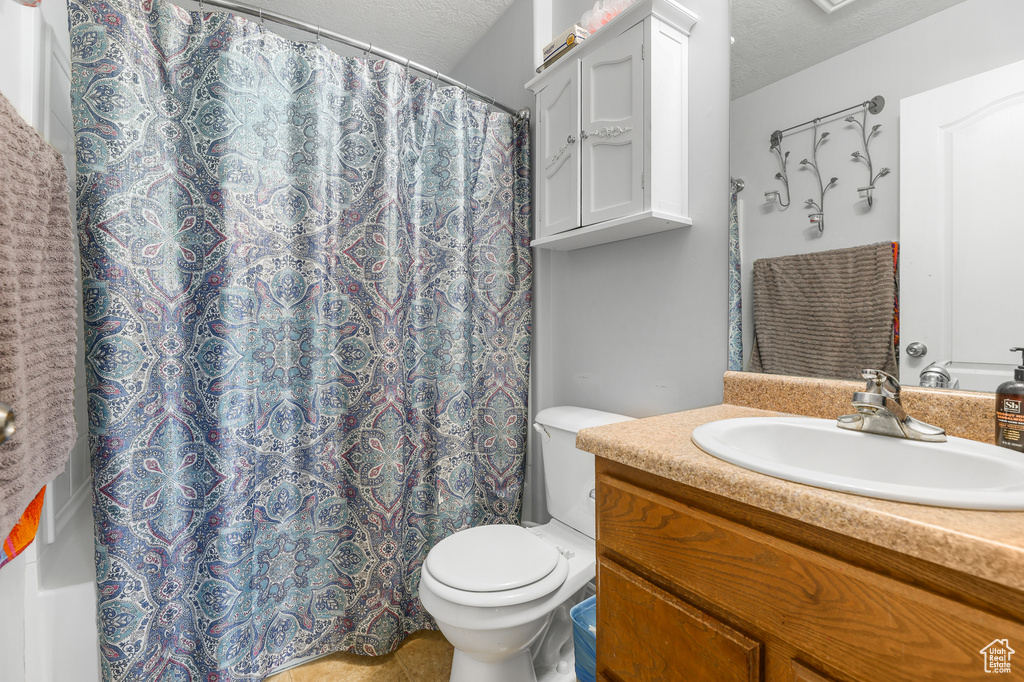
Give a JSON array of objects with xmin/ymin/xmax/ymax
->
[{"xmin": 766, "ymin": 95, "xmax": 885, "ymax": 231}]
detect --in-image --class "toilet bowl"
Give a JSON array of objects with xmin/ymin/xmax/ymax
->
[{"xmin": 419, "ymin": 407, "xmax": 634, "ymax": 682}]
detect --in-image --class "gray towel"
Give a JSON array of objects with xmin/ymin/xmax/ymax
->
[
  {"xmin": 0, "ymin": 92, "xmax": 77, "ymax": 537},
  {"xmin": 748, "ymin": 242, "xmax": 897, "ymax": 381}
]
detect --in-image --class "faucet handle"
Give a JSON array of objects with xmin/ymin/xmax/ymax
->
[{"xmin": 861, "ymin": 369, "xmax": 901, "ymax": 399}]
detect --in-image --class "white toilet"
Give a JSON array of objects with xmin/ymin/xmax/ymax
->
[{"xmin": 419, "ymin": 406, "xmax": 634, "ymax": 682}]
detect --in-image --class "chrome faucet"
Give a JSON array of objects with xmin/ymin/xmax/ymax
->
[{"xmin": 837, "ymin": 369, "xmax": 947, "ymax": 442}]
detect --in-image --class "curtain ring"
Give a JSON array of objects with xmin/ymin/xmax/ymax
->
[
  {"xmin": 198, "ymin": 0, "xmax": 203, "ymax": 11},
  {"xmin": 316, "ymin": 25, "xmax": 321, "ymax": 43},
  {"xmin": 364, "ymin": 43, "xmax": 372, "ymax": 58},
  {"xmin": 404, "ymin": 56, "xmax": 411, "ymax": 70}
]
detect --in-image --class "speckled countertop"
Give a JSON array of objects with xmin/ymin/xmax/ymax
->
[{"xmin": 577, "ymin": 372, "xmax": 1024, "ymax": 593}]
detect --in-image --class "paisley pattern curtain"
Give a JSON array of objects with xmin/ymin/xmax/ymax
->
[
  {"xmin": 729, "ymin": 181, "xmax": 742, "ymax": 370},
  {"xmin": 69, "ymin": 0, "xmax": 531, "ymax": 679}
]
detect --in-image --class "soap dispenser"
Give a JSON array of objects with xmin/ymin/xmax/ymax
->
[{"xmin": 996, "ymin": 347, "xmax": 1024, "ymax": 453}]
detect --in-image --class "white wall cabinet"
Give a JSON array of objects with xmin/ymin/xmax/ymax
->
[{"xmin": 527, "ymin": 0, "xmax": 697, "ymax": 251}]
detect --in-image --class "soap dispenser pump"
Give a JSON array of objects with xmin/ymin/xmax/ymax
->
[{"xmin": 996, "ymin": 347, "xmax": 1024, "ymax": 453}]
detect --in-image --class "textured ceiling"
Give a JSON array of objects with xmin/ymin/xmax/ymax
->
[
  {"xmin": 731, "ymin": 0, "xmax": 970, "ymax": 99},
  {"xmin": 199, "ymin": 0, "xmax": 517, "ymax": 74}
]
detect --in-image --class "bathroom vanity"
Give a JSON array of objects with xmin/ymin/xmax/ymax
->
[{"xmin": 579, "ymin": 373, "xmax": 1024, "ymax": 681}]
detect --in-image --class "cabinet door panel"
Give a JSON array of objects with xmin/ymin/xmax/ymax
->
[
  {"xmin": 581, "ymin": 22, "xmax": 644, "ymax": 226},
  {"xmin": 598, "ymin": 558, "xmax": 762, "ymax": 682},
  {"xmin": 537, "ymin": 66, "xmax": 581, "ymax": 238}
]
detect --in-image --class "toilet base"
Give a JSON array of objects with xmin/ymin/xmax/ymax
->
[{"xmin": 450, "ymin": 648, "xmax": 536, "ymax": 682}]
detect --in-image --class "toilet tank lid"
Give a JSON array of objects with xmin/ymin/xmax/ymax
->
[{"xmin": 534, "ymin": 406, "xmax": 634, "ymax": 434}]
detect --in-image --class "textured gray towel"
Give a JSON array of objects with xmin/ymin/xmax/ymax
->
[
  {"xmin": 0, "ymin": 92, "xmax": 77, "ymax": 537},
  {"xmin": 748, "ymin": 241, "xmax": 897, "ymax": 381}
]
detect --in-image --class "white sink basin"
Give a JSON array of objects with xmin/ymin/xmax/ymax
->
[{"xmin": 691, "ymin": 417, "xmax": 1024, "ymax": 510}]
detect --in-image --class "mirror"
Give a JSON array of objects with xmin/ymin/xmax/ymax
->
[{"xmin": 729, "ymin": 0, "xmax": 1024, "ymax": 392}]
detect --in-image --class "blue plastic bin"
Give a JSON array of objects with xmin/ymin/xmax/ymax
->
[{"xmin": 570, "ymin": 595, "xmax": 597, "ymax": 682}]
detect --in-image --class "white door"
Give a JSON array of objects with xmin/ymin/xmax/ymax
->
[
  {"xmin": 900, "ymin": 59, "xmax": 1024, "ymax": 391},
  {"xmin": 537, "ymin": 65, "xmax": 581, "ymax": 238},
  {"xmin": 581, "ymin": 22, "xmax": 644, "ymax": 227}
]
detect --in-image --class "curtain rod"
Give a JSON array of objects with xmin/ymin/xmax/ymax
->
[
  {"xmin": 190, "ymin": 0, "xmax": 530, "ymax": 120},
  {"xmin": 769, "ymin": 95, "xmax": 884, "ymax": 147}
]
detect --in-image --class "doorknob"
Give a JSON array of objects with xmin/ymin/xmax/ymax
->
[
  {"xmin": 906, "ymin": 342, "xmax": 928, "ymax": 358},
  {"xmin": 0, "ymin": 401, "xmax": 15, "ymax": 446}
]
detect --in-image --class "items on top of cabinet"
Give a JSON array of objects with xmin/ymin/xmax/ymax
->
[
  {"xmin": 538, "ymin": 24, "xmax": 590, "ymax": 73},
  {"xmin": 580, "ymin": 0, "xmax": 637, "ymax": 33},
  {"xmin": 526, "ymin": 0, "xmax": 698, "ymax": 251}
]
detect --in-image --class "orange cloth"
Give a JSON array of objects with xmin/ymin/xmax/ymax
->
[{"xmin": 1, "ymin": 486, "xmax": 45, "ymax": 569}]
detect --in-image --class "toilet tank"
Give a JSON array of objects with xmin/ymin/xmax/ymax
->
[{"xmin": 534, "ymin": 407, "xmax": 634, "ymax": 539}]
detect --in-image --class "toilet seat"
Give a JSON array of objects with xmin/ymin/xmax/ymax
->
[
  {"xmin": 421, "ymin": 555, "xmax": 570, "ymax": 609},
  {"xmin": 426, "ymin": 525, "xmax": 561, "ymax": 592},
  {"xmin": 421, "ymin": 524, "xmax": 575, "ymax": 609}
]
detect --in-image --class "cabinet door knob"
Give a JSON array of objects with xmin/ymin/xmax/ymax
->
[{"xmin": 566, "ymin": 134, "xmax": 576, "ymax": 144}]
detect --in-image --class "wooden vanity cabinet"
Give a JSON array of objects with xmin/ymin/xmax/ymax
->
[{"xmin": 595, "ymin": 458, "xmax": 1024, "ymax": 681}]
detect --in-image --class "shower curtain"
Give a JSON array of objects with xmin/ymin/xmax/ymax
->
[
  {"xmin": 728, "ymin": 182, "xmax": 742, "ymax": 370},
  {"xmin": 69, "ymin": 0, "xmax": 531, "ymax": 679}
]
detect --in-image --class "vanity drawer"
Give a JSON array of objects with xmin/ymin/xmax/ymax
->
[
  {"xmin": 597, "ymin": 474, "xmax": 1024, "ymax": 681},
  {"xmin": 598, "ymin": 557, "xmax": 762, "ymax": 682}
]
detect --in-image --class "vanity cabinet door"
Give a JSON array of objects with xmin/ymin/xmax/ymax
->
[
  {"xmin": 598, "ymin": 558, "xmax": 762, "ymax": 682},
  {"xmin": 581, "ymin": 21, "xmax": 645, "ymax": 227},
  {"xmin": 536, "ymin": 64, "xmax": 581, "ymax": 239}
]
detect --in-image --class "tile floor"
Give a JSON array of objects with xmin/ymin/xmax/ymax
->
[{"xmin": 266, "ymin": 630, "xmax": 454, "ymax": 682}]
